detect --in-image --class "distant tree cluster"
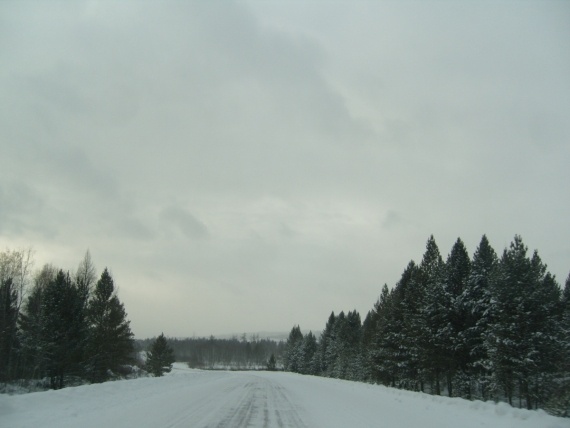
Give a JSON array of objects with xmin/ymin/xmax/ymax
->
[
  {"xmin": 284, "ymin": 235, "xmax": 570, "ymax": 416},
  {"xmin": 0, "ymin": 249, "xmax": 135, "ymax": 389},
  {"xmin": 137, "ymin": 334, "xmax": 285, "ymax": 370}
]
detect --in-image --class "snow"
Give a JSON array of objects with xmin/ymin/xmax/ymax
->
[{"xmin": 1, "ymin": 363, "xmax": 567, "ymax": 428}]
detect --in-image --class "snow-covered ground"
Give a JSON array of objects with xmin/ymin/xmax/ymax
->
[{"xmin": 1, "ymin": 363, "xmax": 567, "ymax": 428}]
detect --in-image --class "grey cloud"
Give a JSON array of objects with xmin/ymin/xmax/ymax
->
[
  {"xmin": 112, "ymin": 215, "xmax": 155, "ymax": 242},
  {"xmin": 0, "ymin": 181, "xmax": 50, "ymax": 237},
  {"xmin": 1, "ymin": 0, "xmax": 569, "ymax": 338},
  {"xmin": 160, "ymin": 206, "xmax": 209, "ymax": 240},
  {"xmin": 382, "ymin": 210, "xmax": 402, "ymax": 230}
]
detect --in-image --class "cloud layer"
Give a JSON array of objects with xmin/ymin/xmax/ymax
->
[{"xmin": 1, "ymin": 1, "xmax": 569, "ymax": 337}]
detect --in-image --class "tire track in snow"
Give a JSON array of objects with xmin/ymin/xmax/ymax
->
[{"xmin": 212, "ymin": 375, "xmax": 308, "ymax": 428}]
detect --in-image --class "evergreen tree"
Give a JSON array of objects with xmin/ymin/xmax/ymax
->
[
  {"xmin": 360, "ymin": 308, "xmax": 378, "ymax": 382},
  {"xmin": 397, "ymin": 260, "xmax": 424, "ymax": 390},
  {"xmin": 0, "ymin": 278, "xmax": 19, "ymax": 381},
  {"xmin": 146, "ymin": 333, "xmax": 175, "ymax": 377},
  {"xmin": 487, "ymin": 236, "xmax": 561, "ymax": 409},
  {"xmin": 418, "ymin": 235, "xmax": 445, "ymax": 393},
  {"xmin": 460, "ymin": 235, "xmax": 497, "ymax": 400},
  {"xmin": 369, "ymin": 284, "xmax": 397, "ymax": 385},
  {"xmin": 17, "ymin": 264, "xmax": 56, "ymax": 380},
  {"xmin": 40, "ymin": 270, "xmax": 87, "ymax": 389},
  {"xmin": 327, "ymin": 312, "xmax": 346, "ymax": 378},
  {"xmin": 562, "ymin": 274, "xmax": 570, "ymax": 374},
  {"xmin": 523, "ymin": 266, "xmax": 563, "ymax": 408},
  {"xmin": 266, "ymin": 353, "xmax": 277, "ymax": 371},
  {"xmin": 316, "ymin": 312, "xmax": 335, "ymax": 376},
  {"xmin": 284, "ymin": 325, "xmax": 304, "ymax": 372},
  {"xmin": 545, "ymin": 273, "xmax": 570, "ymax": 416},
  {"xmin": 441, "ymin": 238, "xmax": 471, "ymax": 396},
  {"xmin": 344, "ymin": 310, "xmax": 363, "ymax": 380},
  {"xmin": 324, "ymin": 310, "xmax": 362, "ymax": 380},
  {"xmin": 299, "ymin": 331, "xmax": 318, "ymax": 375},
  {"xmin": 85, "ymin": 268, "xmax": 134, "ymax": 382}
]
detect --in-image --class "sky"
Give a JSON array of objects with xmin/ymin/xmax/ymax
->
[{"xmin": 1, "ymin": 1, "xmax": 569, "ymax": 339}]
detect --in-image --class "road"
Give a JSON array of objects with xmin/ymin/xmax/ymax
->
[
  {"xmin": 1, "ymin": 364, "xmax": 565, "ymax": 428},
  {"xmin": 2, "ymin": 369, "xmax": 312, "ymax": 428},
  {"xmin": 158, "ymin": 371, "xmax": 309, "ymax": 427}
]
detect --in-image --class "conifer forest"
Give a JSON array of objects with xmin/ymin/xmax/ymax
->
[
  {"xmin": 0, "ymin": 250, "xmax": 135, "ymax": 389},
  {"xmin": 282, "ymin": 235, "xmax": 570, "ymax": 416}
]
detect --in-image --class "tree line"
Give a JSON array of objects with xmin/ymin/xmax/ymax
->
[
  {"xmin": 0, "ymin": 250, "xmax": 135, "ymax": 389},
  {"xmin": 136, "ymin": 334, "xmax": 285, "ymax": 370},
  {"xmin": 283, "ymin": 235, "xmax": 570, "ymax": 416}
]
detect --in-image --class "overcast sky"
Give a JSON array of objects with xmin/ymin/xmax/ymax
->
[{"xmin": 1, "ymin": 1, "xmax": 569, "ymax": 339}]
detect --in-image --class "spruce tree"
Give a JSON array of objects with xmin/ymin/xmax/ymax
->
[
  {"xmin": 562, "ymin": 274, "xmax": 570, "ymax": 374},
  {"xmin": 418, "ymin": 235, "xmax": 445, "ymax": 394},
  {"xmin": 299, "ymin": 331, "xmax": 318, "ymax": 375},
  {"xmin": 344, "ymin": 310, "xmax": 363, "ymax": 380},
  {"xmin": 317, "ymin": 312, "xmax": 335, "ymax": 376},
  {"xmin": 0, "ymin": 278, "xmax": 19, "ymax": 381},
  {"xmin": 397, "ymin": 260, "xmax": 424, "ymax": 390},
  {"xmin": 284, "ymin": 325, "xmax": 304, "ymax": 372},
  {"xmin": 369, "ymin": 284, "xmax": 398, "ymax": 385},
  {"xmin": 40, "ymin": 270, "xmax": 87, "ymax": 389},
  {"xmin": 85, "ymin": 268, "xmax": 134, "ymax": 382},
  {"xmin": 146, "ymin": 333, "xmax": 175, "ymax": 377},
  {"xmin": 546, "ymin": 273, "xmax": 570, "ymax": 416},
  {"xmin": 487, "ymin": 236, "xmax": 561, "ymax": 409},
  {"xmin": 360, "ymin": 309, "xmax": 377, "ymax": 382},
  {"xmin": 328, "ymin": 312, "xmax": 346, "ymax": 378},
  {"xmin": 523, "ymin": 265, "xmax": 562, "ymax": 408},
  {"xmin": 488, "ymin": 236, "xmax": 529, "ymax": 405},
  {"xmin": 17, "ymin": 264, "xmax": 56, "ymax": 380},
  {"xmin": 460, "ymin": 235, "xmax": 497, "ymax": 400},
  {"xmin": 442, "ymin": 238, "xmax": 471, "ymax": 396},
  {"xmin": 266, "ymin": 353, "xmax": 277, "ymax": 371}
]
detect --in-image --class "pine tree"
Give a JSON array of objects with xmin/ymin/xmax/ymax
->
[
  {"xmin": 40, "ymin": 270, "xmax": 87, "ymax": 389},
  {"xmin": 487, "ymin": 236, "xmax": 561, "ymax": 409},
  {"xmin": 316, "ymin": 312, "xmax": 335, "ymax": 376},
  {"xmin": 85, "ymin": 268, "xmax": 134, "ymax": 382},
  {"xmin": 460, "ymin": 235, "xmax": 497, "ymax": 400},
  {"xmin": 344, "ymin": 310, "xmax": 363, "ymax": 380},
  {"xmin": 146, "ymin": 333, "xmax": 175, "ymax": 377},
  {"xmin": 0, "ymin": 278, "xmax": 19, "ymax": 381},
  {"xmin": 299, "ymin": 331, "xmax": 318, "ymax": 375},
  {"xmin": 487, "ymin": 236, "xmax": 529, "ymax": 405},
  {"xmin": 360, "ymin": 308, "xmax": 378, "ymax": 382},
  {"xmin": 284, "ymin": 325, "xmax": 304, "ymax": 372},
  {"xmin": 545, "ymin": 273, "xmax": 570, "ymax": 416},
  {"xmin": 562, "ymin": 274, "xmax": 570, "ymax": 375},
  {"xmin": 523, "ymin": 265, "xmax": 563, "ymax": 408},
  {"xmin": 17, "ymin": 264, "xmax": 56, "ymax": 380},
  {"xmin": 418, "ymin": 235, "xmax": 445, "ymax": 394},
  {"xmin": 441, "ymin": 238, "xmax": 471, "ymax": 397},
  {"xmin": 397, "ymin": 260, "xmax": 424, "ymax": 390},
  {"xmin": 266, "ymin": 353, "xmax": 277, "ymax": 371},
  {"xmin": 328, "ymin": 312, "xmax": 346, "ymax": 378},
  {"xmin": 369, "ymin": 284, "xmax": 397, "ymax": 385}
]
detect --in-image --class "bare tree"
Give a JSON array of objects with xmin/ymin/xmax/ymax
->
[
  {"xmin": 75, "ymin": 250, "xmax": 97, "ymax": 299},
  {"xmin": 0, "ymin": 247, "xmax": 34, "ymax": 310}
]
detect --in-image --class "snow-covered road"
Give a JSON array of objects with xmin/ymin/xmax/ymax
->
[{"xmin": 1, "ymin": 364, "xmax": 567, "ymax": 428}]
